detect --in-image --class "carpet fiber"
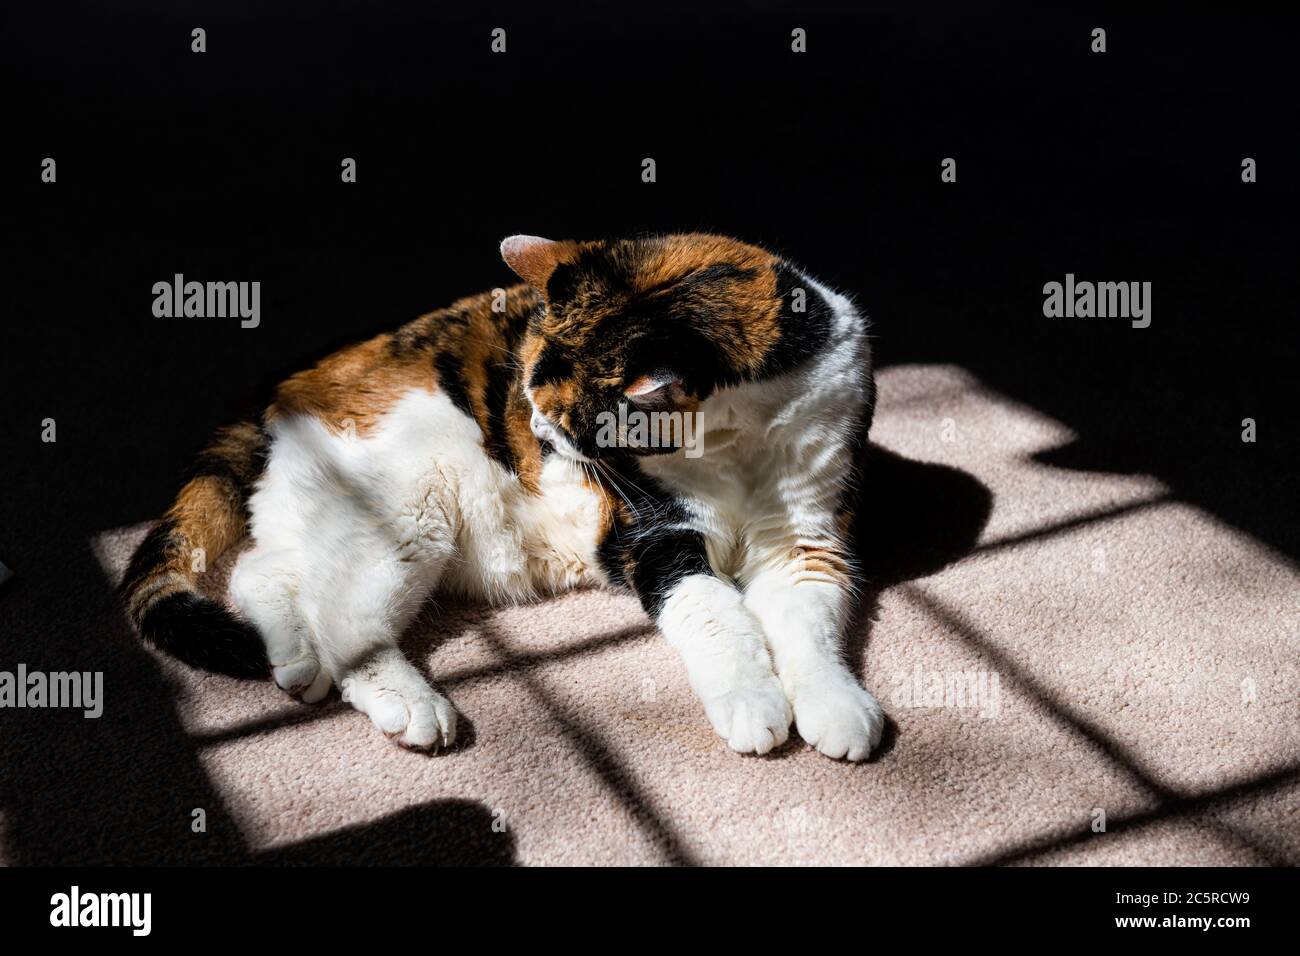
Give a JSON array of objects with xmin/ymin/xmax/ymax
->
[{"xmin": 30, "ymin": 364, "xmax": 1300, "ymax": 865}]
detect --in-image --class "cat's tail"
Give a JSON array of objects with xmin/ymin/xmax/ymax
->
[{"xmin": 119, "ymin": 421, "xmax": 271, "ymax": 678}]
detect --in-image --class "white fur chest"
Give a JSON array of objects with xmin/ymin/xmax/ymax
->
[{"xmin": 639, "ymin": 278, "xmax": 870, "ymax": 584}]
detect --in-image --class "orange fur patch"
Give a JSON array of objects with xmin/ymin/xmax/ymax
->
[
  {"xmin": 268, "ymin": 335, "xmax": 434, "ymax": 435},
  {"xmin": 790, "ymin": 543, "xmax": 853, "ymax": 588}
]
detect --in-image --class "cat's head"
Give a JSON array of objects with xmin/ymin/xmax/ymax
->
[{"xmin": 502, "ymin": 233, "xmax": 816, "ymax": 460}]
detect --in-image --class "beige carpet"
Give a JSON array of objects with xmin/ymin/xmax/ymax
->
[{"xmin": 79, "ymin": 364, "xmax": 1300, "ymax": 865}]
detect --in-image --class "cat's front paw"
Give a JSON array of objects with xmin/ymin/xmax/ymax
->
[
  {"xmin": 340, "ymin": 651, "xmax": 458, "ymax": 751},
  {"xmin": 702, "ymin": 676, "xmax": 793, "ymax": 755},
  {"xmin": 790, "ymin": 677, "xmax": 884, "ymax": 762}
]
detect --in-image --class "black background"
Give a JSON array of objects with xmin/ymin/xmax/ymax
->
[
  {"xmin": 1, "ymin": 1, "xmax": 1297, "ymax": 870},
  {"xmin": 5, "ymin": 2, "xmax": 1296, "ymax": 560}
]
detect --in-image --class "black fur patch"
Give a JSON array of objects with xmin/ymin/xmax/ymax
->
[
  {"xmin": 668, "ymin": 261, "xmax": 759, "ymax": 295},
  {"xmin": 594, "ymin": 457, "xmax": 713, "ymax": 618},
  {"xmin": 546, "ymin": 245, "xmax": 627, "ymax": 307},
  {"xmin": 138, "ymin": 592, "xmax": 269, "ymax": 678},
  {"xmin": 627, "ymin": 529, "xmax": 713, "ymax": 619},
  {"xmin": 434, "ymin": 351, "xmax": 473, "ymax": 417},
  {"xmin": 482, "ymin": 357, "xmax": 517, "ymax": 472},
  {"xmin": 528, "ymin": 346, "xmax": 575, "ymax": 389},
  {"xmin": 759, "ymin": 262, "xmax": 835, "ymax": 378}
]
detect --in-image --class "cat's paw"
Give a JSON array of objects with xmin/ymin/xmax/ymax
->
[
  {"xmin": 272, "ymin": 653, "xmax": 332, "ymax": 704},
  {"xmin": 790, "ymin": 677, "xmax": 884, "ymax": 762},
  {"xmin": 702, "ymin": 676, "xmax": 793, "ymax": 755},
  {"xmin": 340, "ymin": 653, "xmax": 457, "ymax": 751}
]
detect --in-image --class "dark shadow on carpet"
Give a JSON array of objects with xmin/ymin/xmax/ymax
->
[{"xmin": 253, "ymin": 801, "xmax": 517, "ymax": 866}]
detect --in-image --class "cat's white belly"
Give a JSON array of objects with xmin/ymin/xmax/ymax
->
[{"xmin": 239, "ymin": 387, "xmax": 602, "ymax": 617}]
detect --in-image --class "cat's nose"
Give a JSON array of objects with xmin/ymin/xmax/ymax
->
[{"xmin": 530, "ymin": 410, "xmax": 552, "ymax": 440}]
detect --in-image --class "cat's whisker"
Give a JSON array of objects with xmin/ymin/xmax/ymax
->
[
  {"xmin": 593, "ymin": 460, "xmax": 644, "ymax": 522},
  {"xmin": 604, "ymin": 460, "xmax": 653, "ymax": 502}
]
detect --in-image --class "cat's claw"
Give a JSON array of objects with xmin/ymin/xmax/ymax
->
[
  {"xmin": 389, "ymin": 692, "xmax": 458, "ymax": 750},
  {"xmin": 703, "ymin": 676, "xmax": 792, "ymax": 755},
  {"xmin": 791, "ymin": 678, "xmax": 884, "ymax": 762}
]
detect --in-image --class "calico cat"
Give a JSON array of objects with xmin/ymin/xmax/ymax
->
[{"xmin": 121, "ymin": 233, "xmax": 884, "ymax": 760}]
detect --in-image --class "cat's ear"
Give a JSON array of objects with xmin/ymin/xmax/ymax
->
[
  {"xmin": 500, "ymin": 235, "xmax": 573, "ymax": 289},
  {"xmin": 624, "ymin": 372, "xmax": 688, "ymax": 412}
]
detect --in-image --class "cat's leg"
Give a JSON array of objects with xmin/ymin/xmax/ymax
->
[
  {"xmin": 231, "ymin": 443, "xmax": 333, "ymax": 702},
  {"xmin": 229, "ymin": 548, "xmax": 330, "ymax": 702},
  {"xmin": 336, "ymin": 645, "xmax": 457, "ymax": 750},
  {"xmin": 244, "ymin": 401, "xmax": 461, "ymax": 749},
  {"xmin": 634, "ymin": 531, "xmax": 790, "ymax": 754},
  {"xmin": 658, "ymin": 574, "xmax": 791, "ymax": 754},
  {"xmin": 298, "ymin": 497, "xmax": 460, "ymax": 751},
  {"xmin": 743, "ymin": 557, "xmax": 884, "ymax": 761}
]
